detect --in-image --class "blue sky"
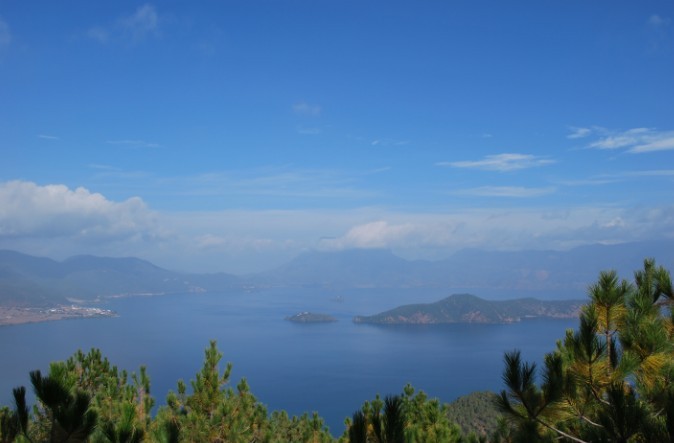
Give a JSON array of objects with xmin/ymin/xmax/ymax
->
[{"xmin": 1, "ymin": 1, "xmax": 673, "ymax": 273}]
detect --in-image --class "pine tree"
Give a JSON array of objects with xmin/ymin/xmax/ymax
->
[{"xmin": 496, "ymin": 258, "xmax": 674, "ymax": 442}]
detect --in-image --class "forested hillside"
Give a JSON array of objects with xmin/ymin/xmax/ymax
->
[
  {"xmin": 445, "ymin": 391, "xmax": 501, "ymax": 437},
  {"xmin": 354, "ymin": 294, "xmax": 583, "ymax": 324}
]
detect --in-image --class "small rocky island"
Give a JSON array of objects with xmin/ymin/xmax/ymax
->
[
  {"xmin": 354, "ymin": 293, "xmax": 584, "ymax": 325},
  {"xmin": 285, "ymin": 312, "xmax": 337, "ymax": 323}
]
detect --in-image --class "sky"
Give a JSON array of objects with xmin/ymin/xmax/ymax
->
[{"xmin": 1, "ymin": 1, "xmax": 673, "ymax": 274}]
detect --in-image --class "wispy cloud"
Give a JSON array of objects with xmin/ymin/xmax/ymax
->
[
  {"xmin": 557, "ymin": 169, "xmax": 674, "ymax": 187},
  {"xmin": 556, "ymin": 178, "xmax": 618, "ymax": 187},
  {"xmin": 120, "ymin": 4, "xmax": 160, "ymax": 40},
  {"xmin": 169, "ymin": 167, "xmax": 378, "ymax": 201},
  {"xmin": 107, "ymin": 139, "xmax": 160, "ymax": 148},
  {"xmin": 0, "ymin": 16, "xmax": 10, "ymax": 49},
  {"xmin": 589, "ymin": 127, "xmax": 651, "ymax": 149},
  {"xmin": 293, "ymin": 101, "xmax": 321, "ymax": 116},
  {"xmin": 452, "ymin": 186, "xmax": 557, "ymax": 198},
  {"xmin": 629, "ymin": 135, "xmax": 674, "ymax": 153},
  {"xmin": 621, "ymin": 169, "xmax": 674, "ymax": 177},
  {"xmin": 583, "ymin": 127, "xmax": 674, "ymax": 153},
  {"xmin": 649, "ymin": 14, "xmax": 671, "ymax": 28},
  {"xmin": 438, "ymin": 153, "xmax": 555, "ymax": 172},
  {"xmin": 647, "ymin": 14, "xmax": 672, "ymax": 52},
  {"xmin": 567, "ymin": 127, "xmax": 592, "ymax": 139},
  {"xmin": 87, "ymin": 26, "xmax": 110, "ymax": 44},
  {"xmin": 88, "ymin": 4, "xmax": 161, "ymax": 44},
  {"xmin": 371, "ymin": 139, "xmax": 409, "ymax": 147},
  {"xmin": 37, "ymin": 134, "xmax": 60, "ymax": 140}
]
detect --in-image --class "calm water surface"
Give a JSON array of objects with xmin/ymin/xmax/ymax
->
[{"xmin": 0, "ymin": 288, "xmax": 578, "ymax": 434}]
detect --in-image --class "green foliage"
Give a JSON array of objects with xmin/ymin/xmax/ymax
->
[
  {"xmin": 30, "ymin": 369, "xmax": 97, "ymax": 442},
  {"xmin": 497, "ymin": 258, "xmax": 674, "ymax": 443},
  {"xmin": 0, "ymin": 387, "xmax": 29, "ymax": 443},
  {"xmin": 445, "ymin": 391, "xmax": 503, "ymax": 439},
  {"xmin": 342, "ymin": 385, "xmax": 462, "ymax": 443},
  {"xmin": 155, "ymin": 340, "xmax": 334, "ymax": 442}
]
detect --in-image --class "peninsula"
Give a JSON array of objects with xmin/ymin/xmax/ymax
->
[
  {"xmin": 0, "ymin": 305, "xmax": 117, "ymax": 326},
  {"xmin": 353, "ymin": 293, "xmax": 584, "ymax": 325}
]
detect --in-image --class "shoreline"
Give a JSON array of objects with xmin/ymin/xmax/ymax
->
[{"xmin": 0, "ymin": 305, "xmax": 117, "ymax": 327}]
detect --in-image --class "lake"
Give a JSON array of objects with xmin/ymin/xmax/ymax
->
[{"xmin": 0, "ymin": 288, "xmax": 579, "ymax": 435}]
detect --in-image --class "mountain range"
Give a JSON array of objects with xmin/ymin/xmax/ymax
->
[{"xmin": 1, "ymin": 239, "xmax": 673, "ymax": 306}]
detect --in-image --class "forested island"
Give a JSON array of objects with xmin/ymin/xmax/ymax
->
[{"xmin": 353, "ymin": 293, "xmax": 583, "ymax": 325}]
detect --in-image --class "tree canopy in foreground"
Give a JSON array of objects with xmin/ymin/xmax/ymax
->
[{"xmin": 497, "ymin": 258, "xmax": 674, "ymax": 442}]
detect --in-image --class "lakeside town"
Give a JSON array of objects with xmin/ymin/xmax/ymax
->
[{"xmin": 0, "ymin": 305, "xmax": 117, "ymax": 326}]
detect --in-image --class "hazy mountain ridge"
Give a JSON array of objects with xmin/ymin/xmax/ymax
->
[
  {"xmin": 353, "ymin": 293, "xmax": 584, "ymax": 325},
  {"xmin": 256, "ymin": 240, "xmax": 674, "ymax": 294},
  {"xmin": 1, "ymin": 239, "xmax": 672, "ymax": 306},
  {"xmin": 0, "ymin": 250, "xmax": 240, "ymax": 306}
]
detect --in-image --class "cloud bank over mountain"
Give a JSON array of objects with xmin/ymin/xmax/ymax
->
[{"xmin": 1, "ymin": 181, "xmax": 672, "ymax": 274}]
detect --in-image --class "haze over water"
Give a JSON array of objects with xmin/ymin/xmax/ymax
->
[{"xmin": 0, "ymin": 289, "xmax": 577, "ymax": 434}]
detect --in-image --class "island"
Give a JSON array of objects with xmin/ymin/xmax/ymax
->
[
  {"xmin": 353, "ymin": 293, "xmax": 584, "ymax": 325},
  {"xmin": 285, "ymin": 312, "xmax": 337, "ymax": 323}
]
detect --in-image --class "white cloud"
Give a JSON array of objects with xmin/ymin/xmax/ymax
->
[
  {"xmin": 0, "ymin": 181, "xmax": 160, "ymax": 241},
  {"xmin": 1, "ymin": 183, "xmax": 673, "ymax": 274},
  {"xmin": 313, "ymin": 205, "xmax": 674, "ymax": 260},
  {"xmin": 371, "ymin": 138, "xmax": 409, "ymax": 147},
  {"xmin": 452, "ymin": 186, "xmax": 557, "ymax": 198},
  {"xmin": 318, "ymin": 221, "xmax": 415, "ymax": 250},
  {"xmin": 567, "ymin": 127, "xmax": 592, "ymax": 139},
  {"xmin": 601, "ymin": 217, "xmax": 625, "ymax": 229},
  {"xmin": 37, "ymin": 134, "xmax": 60, "ymax": 140},
  {"xmin": 293, "ymin": 101, "xmax": 321, "ymax": 116},
  {"xmin": 556, "ymin": 178, "xmax": 617, "ymax": 187},
  {"xmin": 439, "ymin": 153, "xmax": 555, "ymax": 172},
  {"xmin": 88, "ymin": 4, "xmax": 161, "ymax": 44},
  {"xmin": 0, "ymin": 16, "xmax": 10, "ymax": 49},
  {"xmin": 589, "ymin": 127, "xmax": 650, "ymax": 149},
  {"xmin": 120, "ymin": 4, "xmax": 160, "ymax": 40},
  {"xmin": 630, "ymin": 135, "xmax": 674, "ymax": 153},
  {"xmin": 587, "ymin": 128, "xmax": 674, "ymax": 153}
]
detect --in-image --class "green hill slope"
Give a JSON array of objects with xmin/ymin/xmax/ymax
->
[{"xmin": 354, "ymin": 293, "xmax": 584, "ymax": 324}]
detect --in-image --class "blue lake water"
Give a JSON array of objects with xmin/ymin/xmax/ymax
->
[{"xmin": 0, "ymin": 288, "xmax": 579, "ymax": 435}]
